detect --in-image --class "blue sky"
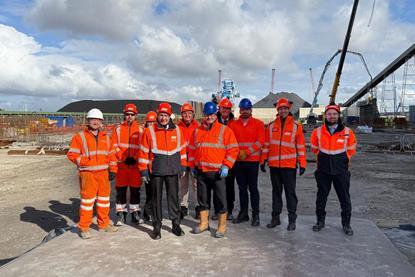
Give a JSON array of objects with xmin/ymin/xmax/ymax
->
[{"xmin": 0, "ymin": 0, "xmax": 414, "ymax": 112}]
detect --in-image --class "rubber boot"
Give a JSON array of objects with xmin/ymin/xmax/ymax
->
[
  {"xmin": 172, "ymin": 222, "xmax": 185, "ymax": 236},
  {"xmin": 233, "ymin": 210, "xmax": 249, "ymax": 224},
  {"xmin": 266, "ymin": 215, "xmax": 281, "ymax": 228},
  {"xmin": 342, "ymin": 216, "xmax": 354, "ymax": 236},
  {"xmin": 251, "ymin": 212, "xmax": 260, "ymax": 227},
  {"xmin": 312, "ymin": 215, "xmax": 326, "ymax": 232},
  {"xmin": 215, "ymin": 212, "xmax": 228, "ymax": 238},
  {"xmin": 193, "ymin": 210, "xmax": 209, "ymax": 234}
]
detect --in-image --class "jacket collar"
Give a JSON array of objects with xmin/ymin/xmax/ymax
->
[
  {"xmin": 324, "ymin": 119, "xmax": 345, "ymax": 134},
  {"xmin": 156, "ymin": 118, "xmax": 176, "ymax": 130}
]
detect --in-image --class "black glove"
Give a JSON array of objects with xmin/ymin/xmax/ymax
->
[
  {"xmin": 260, "ymin": 160, "xmax": 267, "ymax": 173},
  {"xmin": 109, "ymin": 172, "xmax": 116, "ymax": 181},
  {"xmin": 124, "ymin": 157, "xmax": 137, "ymax": 165},
  {"xmin": 299, "ymin": 167, "xmax": 306, "ymax": 176}
]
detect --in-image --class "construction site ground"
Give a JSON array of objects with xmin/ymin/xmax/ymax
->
[{"xmin": 0, "ymin": 131, "xmax": 415, "ymax": 271}]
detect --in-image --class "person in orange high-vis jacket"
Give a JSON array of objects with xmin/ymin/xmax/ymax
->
[
  {"xmin": 138, "ymin": 103, "xmax": 187, "ymax": 240},
  {"xmin": 261, "ymin": 98, "xmax": 306, "ymax": 231},
  {"xmin": 67, "ymin": 108, "xmax": 118, "ymax": 239},
  {"xmin": 310, "ymin": 103, "xmax": 357, "ymax": 236},
  {"xmin": 188, "ymin": 102, "xmax": 239, "ymax": 238},
  {"xmin": 177, "ymin": 103, "xmax": 200, "ymax": 219},
  {"xmin": 111, "ymin": 103, "xmax": 144, "ymax": 226},
  {"xmin": 228, "ymin": 98, "xmax": 265, "ymax": 226}
]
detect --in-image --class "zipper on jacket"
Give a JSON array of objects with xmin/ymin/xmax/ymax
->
[
  {"xmin": 279, "ymin": 118, "xmax": 284, "ymax": 168},
  {"xmin": 128, "ymin": 124, "xmax": 131, "ymax": 168}
]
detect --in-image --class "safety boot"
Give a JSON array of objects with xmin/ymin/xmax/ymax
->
[
  {"xmin": 99, "ymin": 224, "xmax": 118, "ymax": 233},
  {"xmin": 131, "ymin": 211, "xmax": 144, "ymax": 224},
  {"xmin": 342, "ymin": 216, "xmax": 354, "ymax": 236},
  {"xmin": 193, "ymin": 210, "xmax": 210, "ymax": 234},
  {"xmin": 312, "ymin": 215, "xmax": 326, "ymax": 232},
  {"xmin": 172, "ymin": 222, "xmax": 185, "ymax": 236},
  {"xmin": 233, "ymin": 210, "xmax": 249, "ymax": 224},
  {"xmin": 115, "ymin": 212, "xmax": 127, "ymax": 226},
  {"xmin": 287, "ymin": 215, "xmax": 297, "ymax": 231},
  {"xmin": 180, "ymin": 206, "xmax": 188, "ymax": 220},
  {"xmin": 79, "ymin": 229, "xmax": 92, "ymax": 240},
  {"xmin": 215, "ymin": 213, "xmax": 228, "ymax": 238},
  {"xmin": 267, "ymin": 215, "xmax": 281, "ymax": 228},
  {"xmin": 251, "ymin": 212, "xmax": 260, "ymax": 227},
  {"xmin": 152, "ymin": 226, "xmax": 161, "ymax": 240}
]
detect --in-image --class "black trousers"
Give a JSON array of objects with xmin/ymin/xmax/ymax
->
[
  {"xmin": 144, "ymin": 181, "xmax": 152, "ymax": 216},
  {"xmin": 116, "ymin": 187, "xmax": 141, "ymax": 206},
  {"xmin": 197, "ymin": 171, "xmax": 227, "ymax": 214},
  {"xmin": 235, "ymin": 161, "xmax": 260, "ymax": 214},
  {"xmin": 270, "ymin": 167, "xmax": 298, "ymax": 219},
  {"xmin": 212, "ymin": 168, "xmax": 235, "ymax": 214},
  {"xmin": 315, "ymin": 170, "xmax": 352, "ymax": 219},
  {"xmin": 150, "ymin": 175, "xmax": 181, "ymax": 228}
]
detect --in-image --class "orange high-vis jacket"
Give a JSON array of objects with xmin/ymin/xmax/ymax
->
[
  {"xmin": 178, "ymin": 119, "xmax": 199, "ymax": 157},
  {"xmin": 67, "ymin": 128, "xmax": 117, "ymax": 172},
  {"xmin": 310, "ymin": 124, "xmax": 356, "ymax": 174},
  {"xmin": 188, "ymin": 121, "xmax": 239, "ymax": 172},
  {"xmin": 111, "ymin": 120, "xmax": 143, "ymax": 187},
  {"xmin": 228, "ymin": 116, "xmax": 265, "ymax": 162},
  {"xmin": 138, "ymin": 122, "xmax": 187, "ymax": 176},
  {"xmin": 261, "ymin": 115, "xmax": 306, "ymax": 169}
]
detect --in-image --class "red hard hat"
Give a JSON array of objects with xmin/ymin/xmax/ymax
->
[
  {"xmin": 145, "ymin": 111, "xmax": 157, "ymax": 122},
  {"xmin": 275, "ymin": 98, "xmax": 291, "ymax": 110},
  {"xmin": 181, "ymin": 103, "xmax": 194, "ymax": 113},
  {"xmin": 219, "ymin": 98, "xmax": 233, "ymax": 108},
  {"xmin": 157, "ymin": 102, "xmax": 172, "ymax": 115},
  {"xmin": 123, "ymin": 103, "xmax": 138, "ymax": 114},
  {"xmin": 325, "ymin": 103, "xmax": 341, "ymax": 113}
]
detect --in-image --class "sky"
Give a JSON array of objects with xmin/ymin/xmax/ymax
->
[{"xmin": 0, "ymin": 0, "xmax": 414, "ymax": 112}]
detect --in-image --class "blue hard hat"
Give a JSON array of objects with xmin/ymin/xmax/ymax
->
[
  {"xmin": 239, "ymin": 98, "xmax": 253, "ymax": 109},
  {"xmin": 203, "ymin": 102, "xmax": 218, "ymax": 115}
]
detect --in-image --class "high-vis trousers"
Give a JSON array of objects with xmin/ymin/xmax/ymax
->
[
  {"xmin": 78, "ymin": 170, "xmax": 111, "ymax": 231},
  {"xmin": 179, "ymin": 169, "xmax": 198, "ymax": 208},
  {"xmin": 115, "ymin": 186, "xmax": 141, "ymax": 213}
]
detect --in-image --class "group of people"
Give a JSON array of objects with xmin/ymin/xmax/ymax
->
[{"xmin": 67, "ymin": 97, "xmax": 356, "ymax": 240}]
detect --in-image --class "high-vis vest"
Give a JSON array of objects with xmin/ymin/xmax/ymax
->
[
  {"xmin": 188, "ymin": 121, "xmax": 239, "ymax": 172},
  {"xmin": 228, "ymin": 116, "xmax": 265, "ymax": 162},
  {"xmin": 111, "ymin": 120, "xmax": 143, "ymax": 187},
  {"xmin": 138, "ymin": 122, "xmax": 187, "ymax": 176},
  {"xmin": 67, "ymin": 129, "xmax": 117, "ymax": 172},
  {"xmin": 178, "ymin": 119, "xmax": 199, "ymax": 159},
  {"xmin": 261, "ymin": 115, "xmax": 306, "ymax": 169},
  {"xmin": 310, "ymin": 124, "xmax": 356, "ymax": 174}
]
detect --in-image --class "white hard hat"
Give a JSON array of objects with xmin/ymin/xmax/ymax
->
[{"xmin": 86, "ymin": 108, "xmax": 104, "ymax": 120}]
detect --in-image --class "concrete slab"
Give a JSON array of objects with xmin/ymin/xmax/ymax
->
[{"xmin": 1, "ymin": 215, "xmax": 414, "ymax": 277}]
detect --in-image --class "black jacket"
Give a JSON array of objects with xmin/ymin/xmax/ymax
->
[
  {"xmin": 217, "ymin": 112, "xmax": 234, "ymax": 125},
  {"xmin": 316, "ymin": 120, "xmax": 350, "ymax": 175}
]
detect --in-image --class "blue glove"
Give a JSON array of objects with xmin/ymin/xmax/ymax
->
[
  {"xmin": 190, "ymin": 168, "xmax": 197, "ymax": 178},
  {"xmin": 219, "ymin": 166, "xmax": 229, "ymax": 178}
]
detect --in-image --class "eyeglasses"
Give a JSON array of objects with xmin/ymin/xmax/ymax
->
[{"xmin": 125, "ymin": 113, "xmax": 136, "ymax": 116}]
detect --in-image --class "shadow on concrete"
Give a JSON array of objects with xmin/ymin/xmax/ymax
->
[
  {"xmin": 20, "ymin": 207, "xmax": 69, "ymax": 233},
  {"xmin": 48, "ymin": 198, "xmax": 80, "ymax": 223}
]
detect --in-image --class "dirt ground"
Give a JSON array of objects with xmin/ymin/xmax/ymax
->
[{"xmin": 0, "ymin": 142, "xmax": 414, "ymax": 267}]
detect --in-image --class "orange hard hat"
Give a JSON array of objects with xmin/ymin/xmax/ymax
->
[
  {"xmin": 219, "ymin": 98, "xmax": 233, "ymax": 108},
  {"xmin": 146, "ymin": 111, "xmax": 157, "ymax": 122},
  {"xmin": 157, "ymin": 102, "xmax": 172, "ymax": 115},
  {"xmin": 181, "ymin": 103, "xmax": 194, "ymax": 113},
  {"xmin": 123, "ymin": 103, "xmax": 138, "ymax": 114},
  {"xmin": 325, "ymin": 103, "xmax": 341, "ymax": 113},
  {"xmin": 275, "ymin": 98, "xmax": 292, "ymax": 110}
]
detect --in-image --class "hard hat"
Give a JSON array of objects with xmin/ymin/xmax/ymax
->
[
  {"xmin": 86, "ymin": 108, "xmax": 104, "ymax": 120},
  {"xmin": 157, "ymin": 102, "xmax": 172, "ymax": 115},
  {"xmin": 325, "ymin": 103, "xmax": 341, "ymax": 113},
  {"xmin": 181, "ymin": 103, "xmax": 194, "ymax": 113},
  {"xmin": 123, "ymin": 103, "xmax": 138, "ymax": 114},
  {"xmin": 275, "ymin": 98, "xmax": 291, "ymax": 110},
  {"xmin": 239, "ymin": 98, "xmax": 253, "ymax": 109},
  {"xmin": 219, "ymin": 98, "xmax": 233, "ymax": 108},
  {"xmin": 203, "ymin": 102, "xmax": 218, "ymax": 115},
  {"xmin": 145, "ymin": 111, "xmax": 157, "ymax": 122}
]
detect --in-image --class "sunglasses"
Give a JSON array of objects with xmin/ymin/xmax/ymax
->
[{"xmin": 125, "ymin": 113, "xmax": 136, "ymax": 116}]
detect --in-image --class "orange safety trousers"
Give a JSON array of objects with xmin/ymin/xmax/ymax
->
[{"xmin": 78, "ymin": 170, "xmax": 111, "ymax": 231}]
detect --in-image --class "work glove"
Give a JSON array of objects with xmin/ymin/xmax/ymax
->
[
  {"xmin": 124, "ymin": 157, "xmax": 137, "ymax": 165},
  {"xmin": 238, "ymin": 149, "xmax": 248, "ymax": 160},
  {"xmin": 260, "ymin": 160, "xmax": 267, "ymax": 173},
  {"xmin": 219, "ymin": 165, "xmax": 229, "ymax": 178},
  {"xmin": 109, "ymin": 172, "xmax": 116, "ymax": 181},
  {"xmin": 299, "ymin": 167, "xmax": 306, "ymax": 176},
  {"xmin": 141, "ymin": 171, "xmax": 150, "ymax": 184}
]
